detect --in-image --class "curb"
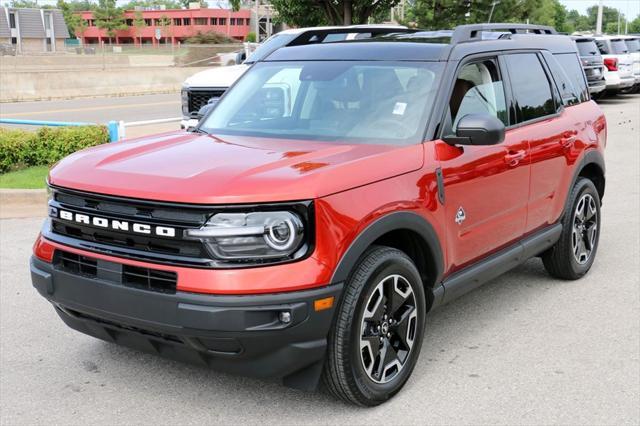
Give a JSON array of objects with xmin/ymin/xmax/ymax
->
[{"xmin": 0, "ymin": 189, "xmax": 47, "ymax": 219}]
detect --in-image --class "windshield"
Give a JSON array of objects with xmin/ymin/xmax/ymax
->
[
  {"xmin": 200, "ymin": 61, "xmax": 444, "ymax": 145},
  {"xmin": 576, "ymin": 40, "xmax": 599, "ymax": 56},
  {"xmin": 625, "ymin": 38, "xmax": 640, "ymax": 53},
  {"xmin": 245, "ymin": 34, "xmax": 297, "ymax": 63}
]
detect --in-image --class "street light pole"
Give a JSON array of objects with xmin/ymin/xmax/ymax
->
[
  {"xmin": 596, "ymin": 0, "xmax": 603, "ymax": 35},
  {"xmin": 488, "ymin": 0, "xmax": 500, "ymax": 23}
]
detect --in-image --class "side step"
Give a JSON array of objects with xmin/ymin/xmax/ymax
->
[{"xmin": 432, "ymin": 223, "xmax": 562, "ymax": 308}]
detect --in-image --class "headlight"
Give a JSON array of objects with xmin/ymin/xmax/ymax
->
[
  {"xmin": 185, "ymin": 210, "xmax": 307, "ymax": 263},
  {"xmin": 181, "ymin": 85, "xmax": 190, "ymax": 116}
]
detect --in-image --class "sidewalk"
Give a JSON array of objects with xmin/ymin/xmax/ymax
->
[{"xmin": 0, "ymin": 189, "xmax": 47, "ymax": 219}]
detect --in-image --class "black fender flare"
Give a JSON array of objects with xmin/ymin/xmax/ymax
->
[
  {"xmin": 563, "ymin": 149, "xmax": 606, "ymax": 215},
  {"xmin": 330, "ymin": 211, "xmax": 444, "ymax": 287}
]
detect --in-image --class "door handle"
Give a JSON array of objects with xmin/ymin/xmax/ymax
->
[
  {"xmin": 504, "ymin": 150, "xmax": 526, "ymax": 167},
  {"xmin": 560, "ymin": 135, "xmax": 577, "ymax": 149}
]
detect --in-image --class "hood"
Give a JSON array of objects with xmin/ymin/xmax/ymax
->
[
  {"xmin": 184, "ymin": 64, "xmax": 249, "ymax": 88},
  {"xmin": 49, "ymin": 132, "xmax": 423, "ymax": 204}
]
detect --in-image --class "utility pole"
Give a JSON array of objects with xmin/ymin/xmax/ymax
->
[
  {"xmin": 487, "ymin": 1, "xmax": 500, "ymax": 24},
  {"xmin": 595, "ymin": 0, "xmax": 603, "ymax": 35},
  {"xmin": 254, "ymin": 0, "xmax": 259, "ymax": 41},
  {"xmin": 617, "ymin": 8, "xmax": 621, "ymax": 35}
]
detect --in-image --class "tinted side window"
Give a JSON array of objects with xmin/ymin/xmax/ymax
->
[
  {"xmin": 505, "ymin": 54, "xmax": 556, "ymax": 123},
  {"xmin": 595, "ymin": 39, "xmax": 610, "ymax": 54},
  {"xmin": 549, "ymin": 53, "xmax": 589, "ymax": 104}
]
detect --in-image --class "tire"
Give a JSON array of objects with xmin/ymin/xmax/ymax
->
[
  {"xmin": 542, "ymin": 177, "xmax": 601, "ymax": 280},
  {"xmin": 323, "ymin": 246, "xmax": 426, "ymax": 406}
]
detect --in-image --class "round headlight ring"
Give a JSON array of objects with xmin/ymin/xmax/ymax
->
[{"xmin": 264, "ymin": 218, "xmax": 297, "ymax": 251}]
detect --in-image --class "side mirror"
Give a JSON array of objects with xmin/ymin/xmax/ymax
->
[
  {"xmin": 196, "ymin": 97, "xmax": 220, "ymax": 120},
  {"xmin": 235, "ymin": 51, "xmax": 247, "ymax": 65},
  {"xmin": 443, "ymin": 114, "xmax": 505, "ymax": 146}
]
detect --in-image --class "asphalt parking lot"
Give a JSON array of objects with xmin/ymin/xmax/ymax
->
[{"xmin": 1, "ymin": 95, "xmax": 639, "ymax": 425}]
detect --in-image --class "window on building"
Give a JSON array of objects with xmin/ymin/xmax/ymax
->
[
  {"xmin": 144, "ymin": 19, "xmax": 152, "ymax": 26},
  {"xmin": 504, "ymin": 53, "xmax": 556, "ymax": 123},
  {"xmin": 154, "ymin": 18, "xmax": 161, "ymax": 26},
  {"xmin": 230, "ymin": 18, "xmax": 236, "ymax": 25},
  {"xmin": 125, "ymin": 19, "xmax": 133, "ymax": 26},
  {"xmin": 9, "ymin": 13, "xmax": 16, "ymax": 29},
  {"xmin": 173, "ymin": 18, "xmax": 182, "ymax": 26},
  {"xmin": 183, "ymin": 17, "xmax": 191, "ymax": 25},
  {"xmin": 44, "ymin": 13, "xmax": 51, "ymax": 30},
  {"xmin": 11, "ymin": 37, "xmax": 17, "ymax": 45},
  {"xmin": 210, "ymin": 17, "xmax": 217, "ymax": 25},
  {"xmin": 219, "ymin": 17, "xmax": 226, "ymax": 25},
  {"xmin": 194, "ymin": 17, "xmax": 207, "ymax": 25}
]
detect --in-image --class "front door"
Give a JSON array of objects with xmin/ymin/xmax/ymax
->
[{"xmin": 436, "ymin": 57, "xmax": 530, "ymax": 272}]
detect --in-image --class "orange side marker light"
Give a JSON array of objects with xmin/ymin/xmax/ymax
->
[{"xmin": 314, "ymin": 296, "xmax": 334, "ymax": 312}]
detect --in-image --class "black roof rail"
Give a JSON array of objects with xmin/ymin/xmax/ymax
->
[
  {"xmin": 288, "ymin": 27, "xmax": 418, "ymax": 46},
  {"xmin": 451, "ymin": 23, "xmax": 558, "ymax": 44}
]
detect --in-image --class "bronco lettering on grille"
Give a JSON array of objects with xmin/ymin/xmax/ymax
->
[{"xmin": 56, "ymin": 209, "xmax": 176, "ymax": 238}]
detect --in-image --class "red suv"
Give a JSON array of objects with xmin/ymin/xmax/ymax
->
[{"xmin": 31, "ymin": 24, "xmax": 606, "ymax": 406}]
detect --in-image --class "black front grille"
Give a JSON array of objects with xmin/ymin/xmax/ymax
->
[
  {"xmin": 54, "ymin": 251, "xmax": 177, "ymax": 294},
  {"xmin": 188, "ymin": 89, "xmax": 226, "ymax": 117},
  {"xmin": 48, "ymin": 187, "xmax": 214, "ymax": 267}
]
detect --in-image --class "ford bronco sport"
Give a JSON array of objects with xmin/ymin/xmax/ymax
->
[{"xmin": 31, "ymin": 24, "xmax": 606, "ymax": 406}]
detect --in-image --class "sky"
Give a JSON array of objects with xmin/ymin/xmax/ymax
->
[{"xmin": 559, "ymin": 0, "xmax": 640, "ymax": 20}]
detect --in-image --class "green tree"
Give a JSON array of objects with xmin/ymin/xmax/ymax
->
[
  {"xmin": 121, "ymin": 0, "xmax": 182, "ymax": 10},
  {"xmin": 268, "ymin": 0, "xmax": 402, "ymax": 26},
  {"xmin": 585, "ymin": 5, "xmax": 623, "ymax": 33},
  {"xmin": 628, "ymin": 15, "xmax": 640, "ymax": 33},
  {"xmin": 132, "ymin": 10, "xmax": 146, "ymax": 44},
  {"xmin": 158, "ymin": 14, "xmax": 172, "ymax": 42},
  {"xmin": 56, "ymin": 0, "xmax": 91, "ymax": 39},
  {"xmin": 94, "ymin": 0, "xmax": 126, "ymax": 43}
]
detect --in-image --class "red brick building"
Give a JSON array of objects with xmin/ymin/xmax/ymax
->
[{"xmin": 77, "ymin": 8, "xmax": 251, "ymax": 45}]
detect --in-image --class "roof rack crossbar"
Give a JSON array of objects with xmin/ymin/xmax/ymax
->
[
  {"xmin": 288, "ymin": 27, "xmax": 417, "ymax": 46},
  {"xmin": 451, "ymin": 23, "xmax": 557, "ymax": 44}
]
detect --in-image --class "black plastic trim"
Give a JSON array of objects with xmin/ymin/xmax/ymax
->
[
  {"xmin": 437, "ymin": 223, "xmax": 562, "ymax": 306},
  {"xmin": 330, "ymin": 211, "xmax": 444, "ymax": 287},
  {"xmin": 30, "ymin": 256, "xmax": 343, "ymax": 390},
  {"xmin": 435, "ymin": 167, "xmax": 445, "ymax": 204}
]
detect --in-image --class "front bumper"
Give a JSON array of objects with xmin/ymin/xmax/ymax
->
[{"xmin": 31, "ymin": 256, "xmax": 342, "ymax": 390}]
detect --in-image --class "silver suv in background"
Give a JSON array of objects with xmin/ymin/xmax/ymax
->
[
  {"xmin": 620, "ymin": 35, "xmax": 640, "ymax": 93},
  {"xmin": 594, "ymin": 35, "xmax": 635, "ymax": 94},
  {"xmin": 572, "ymin": 36, "xmax": 606, "ymax": 97}
]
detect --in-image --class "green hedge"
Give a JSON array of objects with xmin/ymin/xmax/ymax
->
[{"xmin": 0, "ymin": 125, "xmax": 109, "ymax": 174}]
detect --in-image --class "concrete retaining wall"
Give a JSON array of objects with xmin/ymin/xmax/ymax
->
[{"xmin": 0, "ymin": 66, "xmax": 209, "ymax": 102}]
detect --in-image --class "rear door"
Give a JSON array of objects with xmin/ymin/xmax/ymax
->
[{"xmin": 502, "ymin": 52, "xmax": 574, "ymax": 233}]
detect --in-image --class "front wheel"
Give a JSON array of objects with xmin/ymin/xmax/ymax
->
[
  {"xmin": 542, "ymin": 177, "xmax": 601, "ymax": 280},
  {"xmin": 323, "ymin": 246, "xmax": 426, "ymax": 406}
]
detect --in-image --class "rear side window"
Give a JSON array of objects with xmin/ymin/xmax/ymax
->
[
  {"xmin": 549, "ymin": 53, "xmax": 589, "ymax": 105},
  {"xmin": 504, "ymin": 53, "xmax": 556, "ymax": 123},
  {"xmin": 610, "ymin": 39, "xmax": 629, "ymax": 54},
  {"xmin": 576, "ymin": 40, "xmax": 599, "ymax": 56}
]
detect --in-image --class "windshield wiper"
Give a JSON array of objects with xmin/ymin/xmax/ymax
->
[{"xmin": 187, "ymin": 127, "xmax": 208, "ymax": 134}]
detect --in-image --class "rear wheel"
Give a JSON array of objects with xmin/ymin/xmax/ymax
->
[
  {"xmin": 542, "ymin": 178, "xmax": 601, "ymax": 280},
  {"xmin": 323, "ymin": 246, "xmax": 426, "ymax": 406}
]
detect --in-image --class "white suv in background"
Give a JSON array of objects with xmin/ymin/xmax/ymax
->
[
  {"xmin": 620, "ymin": 35, "xmax": 640, "ymax": 93},
  {"xmin": 180, "ymin": 25, "xmax": 411, "ymax": 129},
  {"xmin": 594, "ymin": 35, "xmax": 635, "ymax": 94}
]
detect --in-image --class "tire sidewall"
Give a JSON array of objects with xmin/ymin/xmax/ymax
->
[
  {"xmin": 347, "ymin": 251, "xmax": 426, "ymax": 403},
  {"xmin": 564, "ymin": 179, "xmax": 601, "ymax": 276}
]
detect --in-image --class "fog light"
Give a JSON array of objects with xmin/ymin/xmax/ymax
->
[{"xmin": 279, "ymin": 311, "xmax": 291, "ymax": 324}]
